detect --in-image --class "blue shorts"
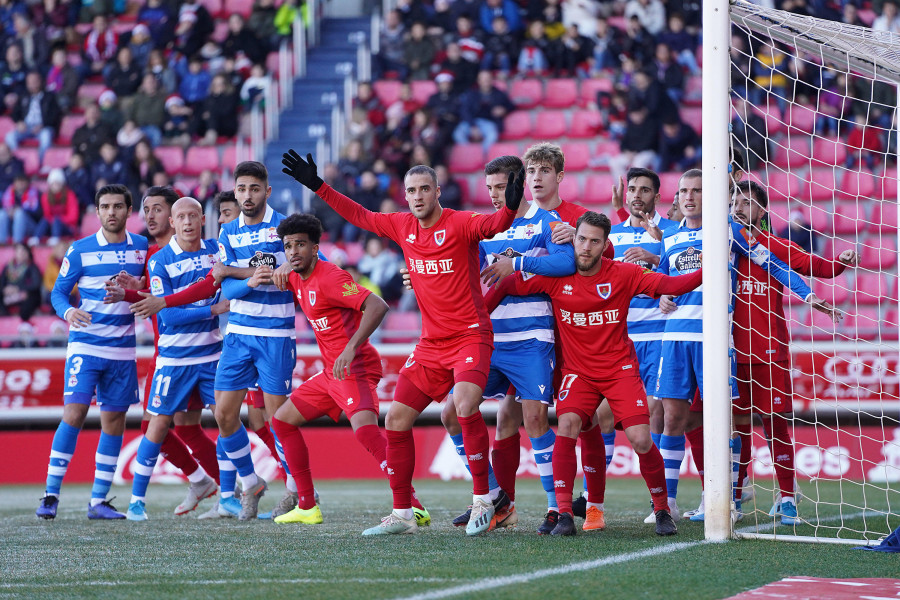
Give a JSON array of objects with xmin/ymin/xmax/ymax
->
[
  {"xmin": 63, "ymin": 354, "xmax": 139, "ymax": 412},
  {"xmin": 656, "ymin": 340, "xmax": 739, "ymax": 401},
  {"xmin": 215, "ymin": 333, "xmax": 294, "ymax": 396},
  {"xmin": 633, "ymin": 340, "xmax": 661, "ymax": 396},
  {"xmin": 147, "ymin": 361, "xmax": 216, "ymax": 416},
  {"xmin": 482, "ymin": 340, "xmax": 555, "ymax": 404}
]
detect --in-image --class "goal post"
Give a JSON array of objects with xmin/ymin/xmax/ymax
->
[{"xmin": 705, "ymin": 0, "xmax": 900, "ymax": 545}]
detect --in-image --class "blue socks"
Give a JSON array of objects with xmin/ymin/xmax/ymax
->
[
  {"xmin": 659, "ymin": 434, "xmax": 686, "ymax": 506},
  {"xmin": 130, "ymin": 438, "xmax": 161, "ymax": 502},
  {"xmin": 46, "ymin": 421, "xmax": 80, "ymax": 496},
  {"xmin": 651, "ymin": 432, "xmax": 662, "ymax": 449},
  {"xmin": 217, "ymin": 437, "xmax": 237, "ymax": 499},
  {"xmin": 602, "ymin": 431, "xmax": 616, "ymax": 468},
  {"xmin": 91, "ymin": 432, "xmax": 123, "ymax": 504},
  {"xmin": 450, "ymin": 432, "xmax": 500, "ymax": 492},
  {"xmin": 530, "ymin": 429, "xmax": 557, "ymax": 511},
  {"xmin": 219, "ymin": 425, "xmax": 257, "ymax": 488}
]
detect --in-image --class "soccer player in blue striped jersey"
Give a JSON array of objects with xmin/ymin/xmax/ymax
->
[
  {"xmin": 654, "ymin": 169, "xmax": 829, "ymax": 520},
  {"xmin": 214, "ymin": 161, "xmax": 295, "ymax": 520},
  {"xmin": 126, "ymin": 197, "xmax": 228, "ymax": 521},
  {"xmin": 36, "ymin": 184, "xmax": 148, "ymax": 520}
]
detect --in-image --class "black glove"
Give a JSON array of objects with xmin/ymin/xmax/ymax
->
[
  {"xmin": 504, "ymin": 168, "xmax": 525, "ymax": 212},
  {"xmin": 281, "ymin": 149, "xmax": 324, "ymax": 192}
]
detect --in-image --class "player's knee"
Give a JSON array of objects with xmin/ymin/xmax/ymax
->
[
  {"xmin": 557, "ymin": 414, "xmax": 582, "ymax": 438},
  {"xmin": 630, "ymin": 435, "xmax": 653, "ymax": 454},
  {"xmin": 521, "ymin": 412, "xmax": 548, "ymax": 438}
]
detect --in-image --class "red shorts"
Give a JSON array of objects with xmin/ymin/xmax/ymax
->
[
  {"xmin": 245, "ymin": 387, "xmax": 265, "ymax": 409},
  {"xmin": 557, "ymin": 370, "xmax": 650, "ymax": 430},
  {"xmin": 144, "ymin": 365, "xmax": 203, "ymax": 411},
  {"xmin": 290, "ymin": 370, "xmax": 379, "ymax": 422},
  {"xmin": 734, "ymin": 361, "xmax": 792, "ymax": 415},
  {"xmin": 398, "ymin": 334, "xmax": 493, "ymax": 412},
  {"xmin": 690, "ymin": 389, "xmax": 703, "ymax": 413}
]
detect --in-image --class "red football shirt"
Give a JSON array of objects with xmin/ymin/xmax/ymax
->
[
  {"xmin": 288, "ymin": 259, "xmax": 381, "ymax": 379},
  {"xmin": 547, "ymin": 198, "xmax": 615, "ymax": 259},
  {"xmin": 317, "ymin": 183, "xmax": 516, "ymax": 341},
  {"xmin": 123, "ymin": 243, "xmax": 162, "ymax": 349}
]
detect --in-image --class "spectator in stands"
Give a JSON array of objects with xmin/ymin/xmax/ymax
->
[
  {"xmin": 0, "ymin": 242, "xmax": 41, "ymax": 321},
  {"xmin": 358, "ymin": 236, "xmax": 403, "ymax": 302},
  {"xmin": 0, "ymin": 0, "xmax": 26, "ymax": 38},
  {"xmin": 657, "ymin": 115, "xmax": 700, "ymax": 172},
  {"xmin": 45, "ymin": 48, "xmax": 79, "ymax": 114},
  {"xmin": 0, "ymin": 44, "xmax": 27, "ymax": 110},
  {"xmin": 628, "ymin": 68, "xmax": 678, "ymax": 124},
  {"xmin": 82, "ymin": 14, "xmax": 117, "ymax": 77},
  {"xmin": 30, "ymin": 0, "xmax": 71, "ymax": 46},
  {"xmin": 482, "ymin": 15, "xmax": 518, "ymax": 75},
  {"xmin": 191, "ymin": 169, "xmax": 219, "ymax": 209},
  {"xmin": 0, "ymin": 173, "xmax": 41, "ymax": 245},
  {"xmin": 42, "ymin": 238, "xmax": 70, "ymax": 304},
  {"xmin": 5, "ymin": 70, "xmax": 61, "ymax": 165},
  {"xmin": 658, "ymin": 13, "xmax": 700, "ymax": 76},
  {"xmin": 354, "ymin": 80, "xmax": 386, "ymax": 129},
  {"xmin": 0, "ymin": 142, "xmax": 24, "ymax": 193},
  {"xmin": 730, "ymin": 33, "xmax": 751, "ymax": 100},
  {"xmin": 375, "ymin": 9, "xmax": 407, "ymax": 79},
  {"xmin": 223, "ymin": 13, "xmax": 266, "ymax": 66},
  {"xmin": 179, "ymin": 0, "xmax": 215, "ymax": 41},
  {"xmin": 138, "ymin": 0, "xmax": 174, "ymax": 48},
  {"xmin": 195, "ymin": 73, "xmax": 239, "ymax": 144},
  {"xmin": 343, "ymin": 170, "xmax": 383, "ymax": 243},
  {"xmin": 851, "ymin": 75, "xmax": 897, "ymax": 130},
  {"xmin": 428, "ymin": 0, "xmax": 455, "ymax": 39},
  {"xmin": 845, "ymin": 113, "xmax": 882, "ymax": 170},
  {"xmin": 480, "ymin": 0, "xmax": 522, "ymax": 34},
  {"xmin": 178, "ymin": 56, "xmax": 212, "ymax": 112},
  {"xmin": 65, "ymin": 153, "xmax": 93, "ymax": 210},
  {"xmin": 609, "ymin": 107, "xmax": 659, "ymax": 179},
  {"xmin": 146, "ymin": 49, "xmax": 177, "ymax": 94},
  {"xmin": 409, "ymin": 143, "xmax": 431, "ymax": 170},
  {"xmin": 174, "ymin": 11, "xmax": 205, "ymax": 58},
  {"xmin": 98, "ymin": 88, "xmax": 124, "ymax": 133},
  {"xmin": 90, "ymin": 141, "xmax": 126, "ymax": 189},
  {"xmin": 38, "ymin": 168, "xmax": 78, "ymax": 242},
  {"xmin": 409, "ymin": 108, "xmax": 440, "ymax": 162},
  {"xmin": 274, "ymin": 0, "xmax": 298, "ymax": 38},
  {"xmin": 426, "ymin": 71, "xmax": 462, "ymax": 150},
  {"xmin": 312, "ymin": 162, "xmax": 350, "ymax": 241},
  {"xmin": 815, "ymin": 69, "xmax": 849, "ymax": 136},
  {"xmin": 371, "ymin": 158, "xmax": 393, "ymax": 190},
  {"xmin": 620, "ymin": 15, "xmax": 656, "ymax": 67},
  {"xmin": 751, "ymin": 41, "xmax": 790, "ymax": 117},
  {"xmin": 589, "ymin": 16, "xmax": 623, "ymax": 72},
  {"xmin": 348, "ymin": 107, "xmax": 377, "ymax": 153},
  {"xmin": 435, "ymin": 164, "xmax": 462, "ymax": 211},
  {"xmin": 240, "ymin": 63, "xmax": 271, "ymax": 109},
  {"xmin": 841, "ymin": 2, "xmax": 866, "ymax": 27},
  {"xmin": 731, "ymin": 96, "xmax": 769, "ymax": 170},
  {"xmin": 779, "ymin": 210, "xmax": 819, "ymax": 255},
  {"xmin": 13, "ymin": 13, "xmax": 50, "ymax": 70},
  {"xmin": 248, "ymin": 0, "xmax": 279, "ymax": 53},
  {"xmin": 452, "ymin": 70, "xmax": 514, "ymax": 152},
  {"xmin": 654, "ymin": 42, "xmax": 685, "ymax": 104},
  {"xmin": 127, "ymin": 24, "xmax": 154, "ymax": 70},
  {"xmin": 127, "ymin": 73, "xmax": 166, "ymax": 147},
  {"xmin": 338, "ymin": 139, "xmax": 369, "ymax": 183},
  {"xmin": 625, "ymin": 0, "xmax": 666, "ymax": 35},
  {"xmin": 160, "ymin": 94, "xmax": 190, "ymax": 145},
  {"xmin": 873, "ymin": 0, "xmax": 900, "ymax": 32},
  {"xmin": 104, "ymin": 46, "xmax": 142, "ymax": 111},
  {"xmin": 437, "ymin": 42, "xmax": 478, "ymax": 94},
  {"xmin": 385, "ymin": 82, "xmax": 421, "ymax": 126},
  {"xmin": 560, "ymin": 23, "xmax": 594, "ymax": 77},
  {"xmin": 404, "ymin": 22, "xmax": 436, "ymax": 80},
  {"xmin": 517, "ymin": 20, "xmax": 555, "ymax": 75},
  {"xmin": 127, "ymin": 139, "xmax": 164, "ymax": 199},
  {"xmin": 453, "ymin": 15, "xmax": 484, "ymax": 65}
]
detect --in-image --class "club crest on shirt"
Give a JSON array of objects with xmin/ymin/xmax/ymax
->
[
  {"xmin": 308, "ymin": 290, "xmax": 316, "ymax": 306},
  {"xmin": 524, "ymin": 223, "xmax": 535, "ymax": 239},
  {"xmin": 596, "ymin": 283, "xmax": 612, "ymax": 299},
  {"xmin": 404, "ymin": 353, "xmax": 416, "ymax": 368},
  {"xmin": 434, "ymin": 229, "xmax": 446, "ymax": 246},
  {"xmin": 134, "ymin": 250, "xmax": 143, "ymax": 263},
  {"xmin": 249, "ymin": 251, "xmax": 276, "ymax": 268}
]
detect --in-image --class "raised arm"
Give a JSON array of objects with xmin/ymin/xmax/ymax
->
[{"xmin": 758, "ymin": 231, "xmax": 854, "ymax": 278}]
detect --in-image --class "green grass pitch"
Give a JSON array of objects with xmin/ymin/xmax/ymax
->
[{"xmin": 1, "ymin": 478, "xmax": 897, "ymax": 600}]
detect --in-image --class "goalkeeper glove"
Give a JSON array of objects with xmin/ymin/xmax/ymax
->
[
  {"xmin": 505, "ymin": 168, "xmax": 525, "ymax": 212},
  {"xmin": 281, "ymin": 149, "xmax": 324, "ymax": 192}
]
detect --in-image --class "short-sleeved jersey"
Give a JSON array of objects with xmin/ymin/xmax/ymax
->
[
  {"xmin": 150, "ymin": 237, "xmax": 222, "ymax": 366},
  {"xmin": 550, "ymin": 198, "xmax": 588, "ymax": 228},
  {"xmin": 480, "ymin": 203, "xmax": 574, "ymax": 345},
  {"xmin": 509, "ymin": 260, "xmax": 668, "ymax": 379},
  {"xmin": 316, "ymin": 183, "xmax": 516, "ymax": 341},
  {"xmin": 217, "ymin": 204, "xmax": 295, "ymax": 337},
  {"xmin": 288, "ymin": 259, "xmax": 381, "ymax": 379},
  {"xmin": 51, "ymin": 229, "xmax": 148, "ymax": 360},
  {"xmin": 609, "ymin": 212, "xmax": 677, "ymax": 342}
]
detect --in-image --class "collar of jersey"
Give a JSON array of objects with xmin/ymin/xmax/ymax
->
[
  {"xmin": 238, "ymin": 204, "xmax": 274, "ymax": 228},
  {"xmin": 523, "ymin": 202, "xmax": 539, "ymax": 219},
  {"xmin": 95, "ymin": 229, "xmax": 134, "ymax": 247}
]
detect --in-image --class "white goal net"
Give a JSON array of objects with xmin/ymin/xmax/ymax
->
[{"xmin": 725, "ymin": 0, "xmax": 899, "ymax": 544}]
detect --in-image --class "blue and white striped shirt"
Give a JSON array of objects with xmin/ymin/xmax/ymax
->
[
  {"xmin": 51, "ymin": 229, "xmax": 148, "ymax": 360},
  {"xmin": 150, "ymin": 237, "xmax": 222, "ymax": 366},
  {"xmin": 480, "ymin": 203, "xmax": 575, "ymax": 345},
  {"xmin": 609, "ymin": 212, "xmax": 677, "ymax": 342},
  {"xmin": 218, "ymin": 205, "xmax": 295, "ymax": 337}
]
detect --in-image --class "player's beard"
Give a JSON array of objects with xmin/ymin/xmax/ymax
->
[{"xmin": 576, "ymin": 253, "xmax": 600, "ymax": 272}]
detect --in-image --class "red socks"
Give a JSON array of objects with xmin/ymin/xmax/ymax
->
[
  {"xmin": 386, "ymin": 429, "xmax": 415, "ymax": 509},
  {"xmin": 174, "ymin": 424, "xmax": 219, "ymax": 483},
  {"xmin": 686, "ymin": 425, "xmax": 704, "ymax": 488},
  {"xmin": 458, "ymin": 413, "xmax": 491, "ymax": 496},
  {"xmin": 491, "ymin": 431, "xmax": 520, "ymax": 502},
  {"xmin": 354, "ymin": 423, "xmax": 387, "ymax": 472},
  {"xmin": 143, "ymin": 419, "xmax": 199, "ymax": 477},
  {"xmin": 638, "ymin": 445, "xmax": 669, "ymax": 512},
  {"xmin": 579, "ymin": 425, "xmax": 607, "ymax": 504},
  {"xmin": 551, "ymin": 435, "xmax": 578, "ymax": 515},
  {"xmin": 763, "ymin": 415, "xmax": 795, "ymax": 497},
  {"xmin": 271, "ymin": 417, "xmax": 316, "ymax": 509}
]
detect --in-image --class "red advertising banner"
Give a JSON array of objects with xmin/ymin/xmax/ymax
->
[
  {"xmin": 2, "ymin": 425, "xmax": 897, "ymax": 485},
  {"xmin": 0, "ymin": 346, "xmax": 897, "ymax": 414}
]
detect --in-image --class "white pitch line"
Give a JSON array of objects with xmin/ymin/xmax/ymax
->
[
  {"xmin": 0, "ymin": 577, "xmax": 457, "ymax": 590},
  {"xmin": 392, "ymin": 541, "xmax": 707, "ymax": 600}
]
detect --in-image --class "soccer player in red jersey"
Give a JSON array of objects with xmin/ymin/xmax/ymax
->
[
  {"xmin": 268, "ymin": 213, "xmax": 430, "ymax": 525},
  {"xmin": 104, "ymin": 186, "xmax": 224, "ymax": 515},
  {"xmin": 281, "ymin": 149, "xmax": 521, "ymax": 536},
  {"xmin": 730, "ymin": 181, "xmax": 857, "ymax": 524},
  {"xmin": 485, "ymin": 211, "xmax": 704, "ymax": 536}
]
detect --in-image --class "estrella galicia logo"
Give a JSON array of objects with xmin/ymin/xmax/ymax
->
[
  {"xmin": 249, "ymin": 250, "xmax": 276, "ymax": 268},
  {"xmin": 674, "ymin": 246, "xmax": 701, "ymax": 273}
]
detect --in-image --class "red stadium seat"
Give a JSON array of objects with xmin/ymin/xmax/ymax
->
[
  {"xmin": 183, "ymin": 147, "xmax": 220, "ymax": 176},
  {"xmin": 0, "ymin": 246, "xmax": 13, "ymax": 267},
  {"xmin": 832, "ymin": 202, "xmax": 869, "ymax": 235},
  {"xmin": 758, "ymin": 106, "xmax": 786, "ymax": 136},
  {"xmin": 812, "ymin": 136, "xmax": 847, "ymax": 167},
  {"xmin": 501, "ymin": 111, "xmax": 532, "ymax": 140},
  {"xmin": 0, "ymin": 316, "xmax": 20, "ymax": 347},
  {"xmin": 802, "ymin": 167, "xmax": 839, "ymax": 201},
  {"xmin": 230, "ymin": 0, "xmax": 253, "ymax": 17},
  {"xmin": 592, "ymin": 141, "xmax": 620, "ymax": 171},
  {"xmin": 853, "ymin": 272, "xmax": 887, "ymax": 306},
  {"xmin": 838, "ymin": 170, "xmax": 876, "ymax": 200},
  {"xmin": 569, "ymin": 110, "xmax": 602, "ymax": 138},
  {"xmin": 221, "ymin": 145, "xmax": 243, "ymax": 172},
  {"xmin": 808, "ymin": 203, "xmax": 834, "ymax": 234},
  {"xmin": 0, "ymin": 116, "xmax": 13, "ymax": 142},
  {"xmin": 447, "ymin": 144, "xmax": 485, "ymax": 173},
  {"xmin": 155, "ymin": 146, "xmax": 185, "ymax": 174},
  {"xmin": 815, "ymin": 276, "xmax": 850, "ymax": 306},
  {"xmin": 658, "ymin": 172, "xmax": 682, "ymax": 199},
  {"xmin": 683, "ymin": 76, "xmax": 702, "ymax": 107},
  {"xmin": 127, "ymin": 212, "xmax": 145, "ymax": 233},
  {"xmin": 212, "ymin": 21, "xmax": 229, "ymax": 43},
  {"xmin": 868, "ymin": 202, "xmax": 899, "ymax": 233},
  {"xmin": 558, "ymin": 176, "xmax": 580, "ymax": 202},
  {"xmin": 773, "ymin": 136, "xmax": 811, "ymax": 169},
  {"xmin": 679, "ymin": 107, "xmax": 702, "ymax": 135},
  {"xmin": 31, "ymin": 315, "xmax": 68, "ymax": 341},
  {"xmin": 543, "ymin": 79, "xmax": 577, "ymax": 109},
  {"xmin": 582, "ymin": 174, "xmax": 616, "ymax": 205},
  {"xmin": 43, "ymin": 147, "xmax": 72, "ymax": 170},
  {"xmin": 874, "ymin": 173, "xmax": 897, "ymax": 200},
  {"xmin": 533, "ymin": 110, "xmax": 567, "ymax": 139},
  {"xmin": 766, "ymin": 201, "xmax": 790, "ymax": 231},
  {"xmin": 763, "ymin": 170, "xmax": 801, "ymax": 203},
  {"xmin": 410, "ymin": 81, "xmax": 437, "ymax": 105},
  {"xmin": 57, "ymin": 115, "xmax": 84, "ymax": 145},
  {"xmin": 381, "ymin": 312, "xmax": 421, "ymax": 343},
  {"xmin": 883, "ymin": 309, "xmax": 899, "ymax": 339},
  {"xmin": 859, "ymin": 238, "xmax": 898, "ymax": 270},
  {"xmin": 508, "ymin": 79, "xmax": 543, "ymax": 109},
  {"xmin": 15, "ymin": 148, "xmax": 39, "ymax": 176},
  {"xmin": 800, "ymin": 307, "xmax": 839, "ymax": 340},
  {"xmin": 841, "ymin": 306, "xmax": 881, "ymax": 340},
  {"xmin": 81, "ymin": 212, "xmax": 101, "ymax": 237},
  {"xmin": 579, "ymin": 77, "xmax": 613, "ymax": 107},
  {"xmin": 787, "ymin": 105, "xmax": 816, "ymax": 133},
  {"xmin": 561, "ymin": 142, "xmax": 590, "ymax": 172},
  {"xmin": 198, "ymin": 0, "xmax": 224, "ymax": 17},
  {"xmin": 78, "ymin": 83, "xmax": 105, "ymax": 104},
  {"xmin": 486, "ymin": 142, "xmax": 520, "ymax": 161},
  {"xmin": 372, "ymin": 80, "xmax": 402, "ymax": 106}
]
